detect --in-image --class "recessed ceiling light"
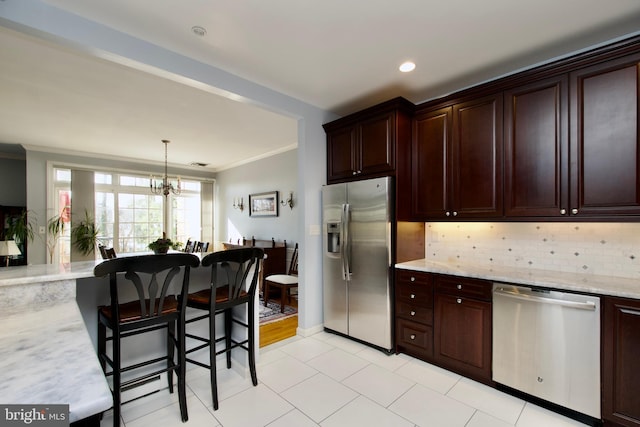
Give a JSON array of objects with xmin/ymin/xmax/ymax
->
[
  {"xmin": 399, "ymin": 61, "xmax": 416, "ymax": 73},
  {"xmin": 191, "ymin": 26, "xmax": 207, "ymax": 37}
]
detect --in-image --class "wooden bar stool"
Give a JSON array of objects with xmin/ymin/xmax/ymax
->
[
  {"xmin": 184, "ymin": 247, "xmax": 264, "ymax": 410},
  {"xmin": 94, "ymin": 253, "xmax": 200, "ymax": 427}
]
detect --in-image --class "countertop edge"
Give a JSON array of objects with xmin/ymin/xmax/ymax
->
[{"xmin": 396, "ymin": 259, "xmax": 640, "ymax": 300}]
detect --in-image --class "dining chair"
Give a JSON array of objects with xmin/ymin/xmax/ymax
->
[
  {"xmin": 99, "ymin": 245, "xmax": 117, "ymax": 259},
  {"xmin": 184, "ymin": 247, "xmax": 264, "ymax": 410},
  {"xmin": 94, "ymin": 253, "xmax": 200, "ymax": 427},
  {"xmin": 263, "ymin": 243, "xmax": 298, "ymax": 313}
]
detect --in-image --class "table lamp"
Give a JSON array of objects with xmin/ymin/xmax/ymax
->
[{"xmin": 0, "ymin": 240, "xmax": 21, "ymax": 267}]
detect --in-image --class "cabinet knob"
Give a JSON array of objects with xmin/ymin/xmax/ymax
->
[
  {"xmin": 456, "ymin": 284, "xmax": 462, "ymax": 290},
  {"xmin": 352, "ymin": 171, "xmax": 358, "ymax": 175},
  {"xmin": 410, "ymin": 311, "xmax": 416, "ymax": 316},
  {"xmin": 457, "ymin": 298, "xmax": 462, "ymax": 304},
  {"xmin": 410, "ymin": 277, "xmax": 416, "ymax": 282},
  {"xmin": 572, "ymin": 208, "xmax": 578, "ymax": 215},
  {"xmin": 453, "ymin": 211, "xmax": 458, "ymax": 217},
  {"xmin": 445, "ymin": 211, "xmax": 450, "ymax": 217},
  {"xmin": 410, "ymin": 334, "xmax": 416, "ymax": 340},
  {"xmin": 410, "ymin": 294, "xmax": 416, "ymax": 299},
  {"xmin": 560, "ymin": 209, "xmax": 566, "ymax": 215}
]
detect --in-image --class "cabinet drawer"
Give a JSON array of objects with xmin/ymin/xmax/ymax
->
[
  {"xmin": 396, "ymin": 318, "xmax": 433, "ymax": 357},
  {"xmin": 434, "ymin": 274, "xmax": 492, "ymax": 301},
  {"xmin": 396, "ymin": 301, "xmax": 433, "ymax": 324},
  {"xmin": 397, "ymin": 284, "xmax": 433, "ymax": 305},
  {"xmin": 397, "ymin": 269, "xmax": 431, "ymax": 286}
]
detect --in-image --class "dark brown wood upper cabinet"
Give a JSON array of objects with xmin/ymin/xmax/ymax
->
[
  {"xmin": 324, "ymin": 97, "xmax": 413, "ymax": 184},
  {"xmin": 452, "ymin": 94, "xmax": 503, "ymax": 218},
  {"xmin": 412, "ymin": 93, "xmax": 503, "ymax": 220},
  {"xmin": 570, "ymin": 53, "xmax": 640, "ymax": 217},
  {"xmin": 326, "ymin": 125, "xmax": 358, "ymax": 182},
  {"xmin": 412, "ymin": 106, "xmax": 451, "ymax": 219},
  {"xmin": 504, "ymin": 75, "xmax": 569, "ymax": 217}
]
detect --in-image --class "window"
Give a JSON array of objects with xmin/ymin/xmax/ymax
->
[{"xmin": 54, "ymin": 168, "xmax": 204, "ymax": 258}]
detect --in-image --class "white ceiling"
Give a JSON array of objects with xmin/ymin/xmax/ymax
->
[{"xmin": 1, "ymin": 0, "xmax": 640, "ymax": 171}]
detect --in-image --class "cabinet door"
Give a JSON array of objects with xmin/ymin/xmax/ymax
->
[
  {"xmin": 603, "ymin": 297, "xmax": 640, "ymax": 426},
  {"xmin": 570, "ymin": 53, "xmax": 640, "ymax": 216},
  {"xmin": 504, "ymin": 76, "xmax": 569, "ymax": 217},
  {"xmin": 359, "ymin": 111, "xmax": 395, "ymax": 176},
  {"xmin": 327, "ymin": 125, "xmax": 357, "ymax": 181},
  {"xmin": 452, "ymin": 94, "xmax": 503, "ymax": 218},
  {"xmin": 412, "ymin": 107, "xmax": 451, "ymax": 219},
  {"xmin": 434, "ymin": 293, "xmax": 492, "ymax": 383}
]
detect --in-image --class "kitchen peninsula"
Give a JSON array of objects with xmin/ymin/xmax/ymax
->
[{"xmin": 0, "ymin": 261, "xmax": 111, "ymax": 425}]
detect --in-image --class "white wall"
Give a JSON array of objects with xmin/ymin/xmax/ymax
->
[{"xmin": 215, "ymin": 149, "xmax": 299, "ymax": 247}]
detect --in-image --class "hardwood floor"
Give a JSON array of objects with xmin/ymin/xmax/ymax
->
[
  {"xmin": 259, "ymin": 314, "xmax": 298, "ymax": 347},
  {"xmin": 259, "ymin": 294, "xmax": 298, "ymax": 348}
]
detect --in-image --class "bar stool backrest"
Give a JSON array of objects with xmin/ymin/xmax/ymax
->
[
  {"xmin": 95, "ymin": 253, "xmax": 200, "ymax": 327},
  {"xmin": 201, "ymin": 247, "xmax": 264, "ymax": 311}
]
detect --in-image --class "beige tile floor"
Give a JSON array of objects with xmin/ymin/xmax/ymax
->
[{"xmin": 101, "ymin": 332, "xmax": 590, "ymax": 427}]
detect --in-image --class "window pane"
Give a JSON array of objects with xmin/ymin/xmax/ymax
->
[
  {"xmin": 56, "ymin": 169, "xmax": 71, "ymax": 182},
  {"xmin": 95, "ymin": 173, "xmax": 112, "ymax": 185},
  {"xmin": 119, "ymin": 207, "xmax": 134, "ymax": 223},
  {"xmin": 119, "ymin": 193, "xmax": 134, "ymax": 208},
  {"xmin": 120, "ymin": 176, "xmax": 136, "ymax": 186}
]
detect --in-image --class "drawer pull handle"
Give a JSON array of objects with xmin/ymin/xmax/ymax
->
[
  {"xmin": 410, "ymin": 334, "xmax": 416, "ymax": 340},
  {"xmin": 410, "ymin": 277, "xmax": 416, "ymax": 282},
  {"xmin": 456, "ymin": 284, "xmax": 462, "ymax": 290},
  {"xmin": 410, "ymin": 294, "xmax": 416, "ymax": 299},
  {"xmin": 410, "ymin": 311, "xmax": 416, "ymax": 316},
  {"xmin": 457, "ymin": 298, "xmax": 462, "ymax": 304}
]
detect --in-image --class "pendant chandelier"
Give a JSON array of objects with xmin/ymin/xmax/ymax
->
[{"xmin": 150, "ymin": 139, "xmax": 181, "ymax": 196}]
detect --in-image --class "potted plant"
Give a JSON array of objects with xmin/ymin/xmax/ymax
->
[
  {"xmin": 44, "ymin": 212, "xmax": 66, "ymax": 264},
  {"xmin": 71, "ymin": 210, "xmax": 100, "ymax": 256},
  {"xmin": 148, "ymin": 233, "xmax": 182, "ymax": 254}
]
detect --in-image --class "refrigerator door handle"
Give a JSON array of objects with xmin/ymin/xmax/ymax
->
[
  {"xmin": 339, "ymin": 203, "xmax": 346, "ymax": 280},
  {"xmin": 343, "ymin": 203, "xmax": 351, "ymax": 281}
]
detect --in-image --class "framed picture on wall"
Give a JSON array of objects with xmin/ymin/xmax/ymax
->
[{"xmin": 249, "ymin": 191, "xmax": 279, "ymax": 217}]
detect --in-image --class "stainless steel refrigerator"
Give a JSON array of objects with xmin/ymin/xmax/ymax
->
[{"xmin": 322, "ymin": 176, "xmax": 393, "ymax": 352}]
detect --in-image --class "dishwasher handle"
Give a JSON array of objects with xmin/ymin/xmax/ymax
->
[{"xmin": 493, "ymin": 288, "xmax": 597, "ymax": 311}]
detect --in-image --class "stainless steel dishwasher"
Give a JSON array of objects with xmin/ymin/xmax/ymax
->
[{"xmin": 492, "ymin": 283, "xmax": 600, "ymax": 419}]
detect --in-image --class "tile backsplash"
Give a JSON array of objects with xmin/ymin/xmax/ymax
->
[{"xmin": 426, "ymin": 222, "xmax": 639, "ymax": 279}]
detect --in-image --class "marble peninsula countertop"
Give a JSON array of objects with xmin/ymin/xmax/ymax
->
[
  {"xmin": 0, "ymin": 261, "xmax": 111, "ymax": 423},
  {"xmin": 396, "ymin": 259, "xmax": 640, "ymax": 300}
]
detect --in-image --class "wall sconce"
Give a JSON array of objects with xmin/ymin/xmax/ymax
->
[
  {"xmin": 233, "ymin": 197, "xmax": 244, "ymax": 212},
  {"xmin": 281, "ymin": 191, "xmax": 294, "ymax": 210}
]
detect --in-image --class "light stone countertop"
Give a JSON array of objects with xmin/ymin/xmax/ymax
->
[
  {"xmin": 0, "ymin": 260, "xmax": 98, "ymax": 287},
  {"xmin": 0, "ymin": 263, "xmax": 112, "ymax": 423},
  {"xmin": 0, "ymin": 300, "xmax": 112, "ymax": 422},
  {"xmin": 396, "ymin": 259, "xmax": 640, "ymax": 299}
]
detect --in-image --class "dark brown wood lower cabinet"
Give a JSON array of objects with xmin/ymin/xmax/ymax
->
[
  {"xmin": 433, "ymin": 293, "xmax": 492, "ymax": 384},
  {"xmin": 603, "ymin": 297, "xmax": 640, "ymax": 426}
]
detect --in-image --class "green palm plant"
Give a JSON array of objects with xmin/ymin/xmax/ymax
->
[
  {"xmin": 71, "ymin": 210, "xmax": 99, "ymax": 256},
  {"xmin": 45, "ymin": 212, "xmax": 66, "ymax": 264}
]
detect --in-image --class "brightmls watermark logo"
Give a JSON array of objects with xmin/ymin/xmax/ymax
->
[{"xmin": 0, "ymin": 405, "xmax": 68, "ymax": 427}]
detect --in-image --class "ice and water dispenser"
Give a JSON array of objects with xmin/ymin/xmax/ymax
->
[{"xmin": 327, "ymin": 222, "xmax": 340, "ymax": 253}]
